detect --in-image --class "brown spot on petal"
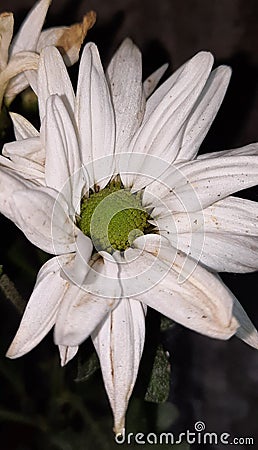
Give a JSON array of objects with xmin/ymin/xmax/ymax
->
[{"xmin": 56, "ymin": 11, "xmax": 96, "ymax": 65}]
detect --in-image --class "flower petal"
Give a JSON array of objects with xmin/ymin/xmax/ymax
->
[
  {"xmin": 38, "ymin": 46, "xmax": 75, "ymax": 121},
  {"xmin": 3, "ymin": 136, "xmax": 44, "ymax": 165},
  {"xmin": 55, "ymin": 253, "xmax": 121, "ymax": 346},
  {"xmin": 176, "ymin": 66, "xmax": 232, "ymax": 161},
  {"xmin": 0, "ymin": 13, "xmax": 14, "ymax": 71},
  {"xmin": 5, "ymin": 72, "xmax": 31, "ymax": 101},
  {"xmin": 44, "ymin": 95, "xmax": 84, "ymax": 215},
  {"xmin": 197, "ymin": 142, "xmax": 258, "ymax": 159},
  {"xmin": 11, "ymin": 188, "xmax": 76, "ymax": 254},
  {"xmin": 59, "ymin": 345, "xmax": 79, "ymax": 366},
  {"xmin": 9, "ymin": 112, "xmax": 39, "ymax": 140},
  {"xmin": 92, "ymin": 298, "xmax": 146, "ymax": 434},
  {"xmin": 106, "ymin": 38, "xmax": 145, "ymax": 153},
  {"xmin": 6, "ymin": 255, "xmax": 72, "ymax": 359},
  {"xmin": 0, "ymin": 167, "xmax": 30, "ymax": 222},
  {"xmin": 233, "ymin": 296, "xmax": 258, "ymax": 349},
  {"xmin": 0, "ymin": 51, "xmax": 39, "ymax": 108},
  {"xmin": 144, "ymin": 52, "xmax": 211, "ymax": 120},
  {"xmin": 76, "ymin": 43, "xmax": 115, "ymax": 189},
  {"xmin": 60, "ymin": 229, "xmax": 93, "ymax": 287},
  {"xmin": 0, "ymin": 154, "xmax": 44, "ymax": 185},
  {"xmin": 10, "ymin": 0, "xmax": 51, "ymax": 55},
  {"xmin": 118, "ymin": 236, "xmax": 238, "ymax": 339},
  {"xmin": 158, "ymin": 196, "xmax": 258, "ymax": 273},
  {"xmin": 147, "ymin": 154, "xmax": 258, "ymax": 214},
  {"xmin": 177, "ymin": 155, "xmax": 258, "ymax": 210},
  {"xmin": 122, "ymin": 51, "xmax": 214, "ymax": 188},
  {"xmin": 143, "ymin": 64, "xmax": 168, "ymax": 98}
]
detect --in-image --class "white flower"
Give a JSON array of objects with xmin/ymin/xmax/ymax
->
[
  {"xmin": 0, "ymin": 0, "xmax": 96, "ymax": 108},
  {"xmin": 2, "ymin": 39, "xmax": 258, "ymax": 435}
]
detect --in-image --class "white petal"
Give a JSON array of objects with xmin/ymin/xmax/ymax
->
[
  {"xmin": 55, "ymin": 254, "xmax": 121, "ymax": 346},
  {"xmin": 76, "ymin": 43, "xmax": 115, "ymax": 190},
  {"xmin": 197, "ymin": 142, "xmax": 258, "ymax": 160},
  {"xmin": 148, "ymin": 154, "xmax": 258, "ymax": 214},
  {"xmin": 45, "ymin": 95, "xmax": 84, "ymax": 215},
  {"xmin": 122, "ymin": 51, "xmax": 214, "ymax": 188},
  {"xmin": 0, "ymin": 167, "xmax": 30, "ymax": 222},
  {"xmin": 143, "ymin": 64, "xmax": 168, "ymax": 98},
  {"xmin": 233, "ymin": 297, "xmax": 258, "ymax": 349},
  {"xmin": 0, "ymin": 154, "xmax": 44, "ymax": 184},
  {"xmin": 176, "ymin": 66, "xmax": 232, "ymax": 161},
  {"xmin": 6, "ymin": 255, "xmax": 72, "ymax": 359},
  {"xmin": 59, "ymin": 345, "xmax": 79, "ymax": 366},
  {"xmin": 144, "ymin": 52, "xmax": 211, "ymax": 120},
  {"xmin": 141, "ymin": 51, "xmax": 213, "ymax": 141},
  {"xmin": 60, "ymin": 230, "xmax": 93, "ymax": 287},
  {"xmin": 25, "ymin": 69, "xmax": 38, "ymax": 93},
  {"xmin": 178, "ymin": 155, "xmax": 258, "ymax": 210},
  {"xmin": 5, "ymin": 72, "xmax": 28, "ymax": 100},
  {"xmin": 118, "ymin": 236, "xmax": 238, "ymax": 339},
  {"xmin": 38, "ymin": 46, "xmax": 75, "ymax": 121},
  {"xmin": 37, "ymin": 27, "xmax": 65, "ymax": 52},
  {"xmin": 0, "ymin": 51, "xmax": 39, "ymax": 108},
  {"xmin": 2, "ymin": 52, "xmax": 39, "ymax": 79},
  {"xmin": 10, "ymin": 0, "xmax": 51, "ymax": 55},
  {"xmin": 9, "ymin": 112, "xmax": 39, "ymax": 140},
  {"xmin": 11, "ymin": 188, "xmax": 77, "ymax": 254},
  {"xmin": 153, "ymin": 209, "xmax": 205, "ymax": 268},
  {"xmin": 92, "ymin": 298, "xmax": 146, "ymax": 434},
  {"xmin": 142, "ymin": 161, "xmax": 197, "ymax": 211},
  {"xmin": 5, "ymin": 69, "xmax": 38, "ymax": 100},
  {"xmin": 158, "ymin": 196, "xmax": 258, "ymax": 273},
  {"xmin": 0, "ymin": 13, "xmax": 14, "ymax": 71},
  {"xmin": 106, "ymin": 38, "xmax": 145, "ymax": 153},
  {"xmin": 3, "ymin": 136, "xmax": 44, "ymax": 165}
]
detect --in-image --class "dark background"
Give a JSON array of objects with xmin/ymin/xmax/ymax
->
[{"xmin": 0, "ymin": 0, "xmax": 258, "ymax": 449}]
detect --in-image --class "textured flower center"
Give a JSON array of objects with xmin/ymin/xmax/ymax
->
[{"xmin": 78, "ymin": 182, "xmax": 149, "ymax": 253}]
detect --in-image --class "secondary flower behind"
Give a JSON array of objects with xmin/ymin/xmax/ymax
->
[
  {"xmin": 1, "ymin": 39, "xmax": 258, "ymax": 435},
  {"xmin": 0, "ymin": 0, "xmax": 95, "ymax": 109}
]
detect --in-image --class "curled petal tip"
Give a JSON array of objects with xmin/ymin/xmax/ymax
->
[
  {"xmin": 59, "ymin": 345, "xmax": 79, "ymax": 366},
  {"xmin": 56, "ymin": 10, "xmax": 96, "ymax": 66},
  {"xmin": 236, "ymin": 327, "xmax": 258, "ymax": 350},
  {"xmin": 114, "ymin": 425, "xmax": 125, "ymax": 438},
  {"xmin": 6, "ymin": 342, "xmax": 18, "ymax": 359}
]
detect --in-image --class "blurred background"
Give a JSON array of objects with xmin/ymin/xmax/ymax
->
[{"xmin": 0, "ymin": 0, "xmax": 258, "ymax": 449}]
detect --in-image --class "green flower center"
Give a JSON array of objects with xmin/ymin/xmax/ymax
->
[{"xmin": 78, "ymin": 182, "xmax": 150, "ymax": 253}]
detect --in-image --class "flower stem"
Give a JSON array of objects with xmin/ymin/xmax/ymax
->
[{"xmin": 0, "ymin": 269, "xmax": 26, "ymax": 314}]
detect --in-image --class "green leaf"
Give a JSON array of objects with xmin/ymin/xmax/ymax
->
[
  {"xmin": 160, "ymin": 315, "xmax": 175, "ymax": 332},
  {"xmin": 75, "ymin": 350, "xmax": 100, "ymax": 382},
  {"xmin": 145, "ymin": 344, "xmax": 170, "ymax": 403}
]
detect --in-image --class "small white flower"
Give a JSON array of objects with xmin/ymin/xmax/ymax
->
[
  {"xmin": 2, "ymin": 39, "xmax": 258, "ymax": 434},
  {"xmin": 0, "ymin": 0, "xmax": 96, "ymax": 108}
]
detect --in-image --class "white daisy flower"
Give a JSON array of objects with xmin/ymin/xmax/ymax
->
[
  {"xmin": 2, "ymin": 39, "xmax": 258, "ymax": 435},
  {"xmin": 0, "ymin": 0, "xmax": 96, "ymax": 108}
]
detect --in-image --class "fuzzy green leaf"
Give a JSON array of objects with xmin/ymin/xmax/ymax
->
[
  {"xmin": 145, "ymin": 344, "xmax": 170, "ymax": 403},
  {"xmin": 76, "ymin": 350, "xmax": 100, "ymax": 382}
]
